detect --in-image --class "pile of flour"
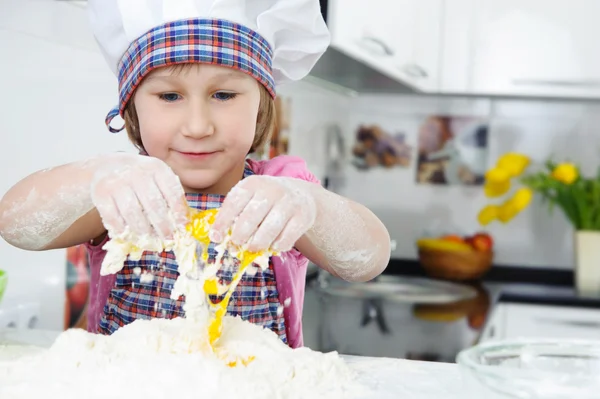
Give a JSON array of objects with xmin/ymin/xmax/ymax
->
[{"xmin": 0, "ymin": 316, "xmax": 365, "ymax": 399}]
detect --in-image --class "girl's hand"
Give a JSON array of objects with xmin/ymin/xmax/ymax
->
[
  {"xmin": 211, "ymin": 176, "xmax": 317, "ymax": 252},
  {"xmin": 90, "ymin": 154, "xmax": 188, "ymax": 239}
]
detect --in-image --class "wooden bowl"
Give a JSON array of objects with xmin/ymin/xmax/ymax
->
[{"xmin": 418, "ymin": 249, "xmax": 493, "ymax": 281}]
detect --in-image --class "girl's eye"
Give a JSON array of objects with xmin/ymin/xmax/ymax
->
[
  {"xmin": 159, "ymin": 93, "xmax": 181, "ymax": 102},
  {"xmin": 213, "ymin": 92, "xmax": 237, "ymax": 101}
]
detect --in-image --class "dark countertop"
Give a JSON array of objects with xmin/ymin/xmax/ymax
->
[
  {"xmin": 382, "ymin": 258, "xmax": 600, "ymax": 309},
  {"xmin": 383, "ymin": 258, "xmax": 573, "ymax": 286}
]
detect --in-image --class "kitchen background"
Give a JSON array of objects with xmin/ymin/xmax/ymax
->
[{"xmin": 2, "ymin": 0, "xmax": 600, "ymax": 362}]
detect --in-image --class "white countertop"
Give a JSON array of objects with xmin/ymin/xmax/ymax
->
[
  {"xmin": 343, "ymin": 355, "xmax": 465, "ymax": 398},
  {"xmin": 0, "ymin": 328, "xmax": 469, "ymax": 399}
]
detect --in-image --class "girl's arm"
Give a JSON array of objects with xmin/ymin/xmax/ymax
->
[
  {"xmin": 211, "ymin": 173, "xmax": 390, "ymax": 282},
  {"xmin": 240, "ymin": 156, "xmax": 389, "ymax": 281},
  {"xmin": 0, "ymin": 161, "xmax": 105, "ymax": 250},
  {"xmin": 295, "ymin": 184, "xmax": 390, "ymax": 282},
  {"xmin": 0, "ymin": 153, "xmax": 188, "ymax": 251}
]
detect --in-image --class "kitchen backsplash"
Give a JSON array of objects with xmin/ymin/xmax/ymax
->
[{"xmin": 280, "ymin": 80, "xmax": 600, "ymax": 270}]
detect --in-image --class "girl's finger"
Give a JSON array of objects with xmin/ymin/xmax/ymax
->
[
  {"xmin": 211, "ymin": 185, "xmax": 254, "ymax": 242},
  {"xmin": 133, "ymin": 179, "xmax": 172, "ymax": 239},
  {"xmin": 248, "ymin": 201, "xmax": 294, "ymax": 252},
  {"xmin": 229, "ymin": 194, "xmax": 273, "ymax": 247},
  {"xmin": 153, "ymin": 170, "xmax": 188, "ymax": 227},
  {"xmin": 95, "ymin": 194, "xmax": 127, "ymax": 235},
  {"xmin": 112, "ymin": 186, "xmax": 154, "ymax": 236}
]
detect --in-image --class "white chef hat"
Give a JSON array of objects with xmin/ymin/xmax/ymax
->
[{"xmin": 87, "ymin": 0, "xmax": 330, "ymax": 132}]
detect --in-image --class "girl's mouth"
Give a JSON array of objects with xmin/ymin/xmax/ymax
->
[{"xmin": 177, "ymin": 151, "xmax": 218, "ymax": 160}]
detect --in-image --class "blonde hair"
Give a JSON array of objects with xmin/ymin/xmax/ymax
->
[{"xmin": 123, "ymin": 67, "xmax": 275, "ymax": 154}]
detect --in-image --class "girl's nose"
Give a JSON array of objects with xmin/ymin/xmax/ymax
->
[{"xmin": 180, "ymin": 101, "xmax": 215, "ymax": 139}]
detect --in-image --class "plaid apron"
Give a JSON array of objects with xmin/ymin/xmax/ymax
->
[{"xmin": 98, "ymin": 165, "xmax": 287, "ymax": 344}]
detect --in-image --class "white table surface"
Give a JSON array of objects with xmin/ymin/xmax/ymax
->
[{"xmin": 0, "ymin": 328, "xmax": 470, "ymax": 399}]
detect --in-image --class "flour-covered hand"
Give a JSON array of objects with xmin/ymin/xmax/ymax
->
[
  {"xmin": 90, "ymin": 154, "xmax": 188, "ymax": 239},
  {"xmin": 211, "ymin": 176, "xmax": 317, "ymax": 252}
]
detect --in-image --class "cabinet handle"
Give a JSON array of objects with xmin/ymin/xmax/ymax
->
[
  {"xmin": 400, "ymin": 64, "xmax": 429, "ymax": 79},
  {"xmin": 359, "ymin": 36, "xmax": 394, "ymax": 56},
  {"xmin": 512, "ymin": 78, "xmax": 600, "ymax": 88}
]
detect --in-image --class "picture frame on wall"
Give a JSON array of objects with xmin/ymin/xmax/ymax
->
[
  {"xmin": 416, "ymin": 116, "xmax": 489, "ymax": 186},
  {"xmin": 351, "ymin": 125, "xmax": 412, "ymax": 170}
]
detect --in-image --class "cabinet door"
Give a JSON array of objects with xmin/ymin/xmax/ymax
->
[
  {"xmin": 439, "ymin": 0, "xmax": 476, "ymax": 93},
  {"xmin": 327, "ymin": 0, "xmax": 442, "ymax": 92},
  {"xmin": 400, "ymin": 0, "xmax": 443, "ymax": 91},
  {"xmin": 471, "ymin": 0, "xmax": 600, "ymax": 98}
]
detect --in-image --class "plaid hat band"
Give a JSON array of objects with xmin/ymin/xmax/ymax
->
[{"xmin": 105, "ymin": 18, "xmax": 275, "ymax": 133}]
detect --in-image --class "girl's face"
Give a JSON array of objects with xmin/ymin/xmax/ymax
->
[{"xmin": 133, "ymin": 64, "xmax": 261, "ymax": 195}]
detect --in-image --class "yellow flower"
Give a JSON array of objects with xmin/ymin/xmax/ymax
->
[
  {"xmin": 496, "ymin": 153, "xmax": 530, "ymax": 177},
  {"xmin": 477, "ymin": 205, "xmax": 499, "ymax": 225},
  {"xmin": 484, "ymin": 167, "xmax": 511, "ymax": 197},
  {"xmin": 484, "ymin": 180, "xmax": 510, "ymax": 197},
  {"xmin": 498, "ymin": 201, "xmax": 519, "ymax": 223},
  {"xmin": 551, "ymin": 163, "xmax": 578, "ymax": 184},
  {"xmin": 495, "ymin": 188, "xmax": 534, "ymax": 223},
  {"xmin": 509, "ymin": 187, "xmax": 533, "ymax": 211},
  {"xmin": 486, "ymin": 167, "xmax": 511, "ymax": 183}
]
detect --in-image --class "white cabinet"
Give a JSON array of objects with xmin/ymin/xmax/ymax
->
[
  {"xmin": 442, "ymin": 0, "xmax": 600, "ymax": 98},
  {"xmin": 481, "ymin": 303, "xmax": 600, "ymax": 342},
  {"xmin": 326, "ymin": 0, "xmax": 443, "ymax": 92}
]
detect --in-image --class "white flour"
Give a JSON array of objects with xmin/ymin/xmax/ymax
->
[{"xmin": 0, "ymin": 316, "xmax": 365, "ymax": 399}]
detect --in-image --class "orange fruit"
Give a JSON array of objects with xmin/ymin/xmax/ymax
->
[{"xmin": 441, "ymin": 234, "xmax": 466, "ymax": 243}]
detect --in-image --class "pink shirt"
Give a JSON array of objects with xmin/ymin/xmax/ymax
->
[{"xmin": 86, "ymin": 155, "xmax": 320, "ymax": 348}]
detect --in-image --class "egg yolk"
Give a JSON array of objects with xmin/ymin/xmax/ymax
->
[{"xmin": 186, "ymin": 209, "xmax": 269, "ymax": 349}]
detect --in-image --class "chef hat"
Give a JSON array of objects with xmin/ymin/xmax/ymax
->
[{"xmin": 88, "ymin": 0, "xmax": 330, "ymax": 133}]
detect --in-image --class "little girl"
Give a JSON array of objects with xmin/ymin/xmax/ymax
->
[{"xmin": 0, "ymin": 0, "xmax": 390, "ymax": 348}]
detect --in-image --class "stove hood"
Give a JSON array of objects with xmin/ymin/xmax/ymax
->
[
  {"xmin": 311, "ymin": 0, "xmax": 441, "ymax": 96},
  {"xmin": 308, "ymin": 46, "xmax": 420, "ymax": 96}
]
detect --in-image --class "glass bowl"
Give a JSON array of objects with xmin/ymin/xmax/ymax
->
[{"xmin": 456, "ymin": 338, "xmax": 600, "ymax": 398}]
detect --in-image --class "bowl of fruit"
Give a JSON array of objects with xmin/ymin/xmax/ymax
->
[{"xmin": 416, "ymin": 232, "xmax": 494, "ymax": 281}]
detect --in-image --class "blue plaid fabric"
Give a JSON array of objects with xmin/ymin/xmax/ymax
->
[
  {"xmin": 98, "ymin": 165, "xmax": 287, "ymax": 344},
  {"xmin": 106, "ymin": 18, "xmax": 275, "ymax": 133}
]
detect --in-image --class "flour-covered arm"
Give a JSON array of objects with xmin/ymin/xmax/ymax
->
[
  {"xmin": 211, "ymin": 174, "xmax": 390, "ymax": 283},
  {"xmin": 294, "ymin": 182, "xmax": 390, "ymax": 282},
  {"xmin": 0, "ymin": 153, "xmax": 188, "ymax": 251},
  {"xmin": 0, "ymin": 162, "xmax": 102, "ymax": 250}
]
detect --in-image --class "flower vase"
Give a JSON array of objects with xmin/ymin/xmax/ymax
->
[{"xmin": 574, "ymin": 231, "xmax": 600, "ymax": 296}]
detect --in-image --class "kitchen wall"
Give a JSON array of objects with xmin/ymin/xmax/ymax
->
[
  {"xmin": 277, "ymin": 80, "xmax": 352, "ymax": 181},
  {"xmin": 286, "ymin": 92, "xmax": 600, "ymax": 270}
]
